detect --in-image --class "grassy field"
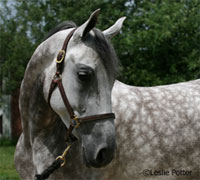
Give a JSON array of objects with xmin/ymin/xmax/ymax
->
[{"xmin": 0, "ymin": 145, "xmax": 20, "ymax": 180}]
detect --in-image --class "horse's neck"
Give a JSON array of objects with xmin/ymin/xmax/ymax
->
[
  {"xmin": 20, "ymin": 51, "xmax": 60, "ymax": 147},
  {"xmin": 20, "ymin": 70, "xmax": 73, "ymax": 171},
  {"xmin": 20, "ymin": 31, "xmax": 64, "ymax": 130}
]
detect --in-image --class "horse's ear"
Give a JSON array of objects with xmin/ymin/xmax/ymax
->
[
  {"xmin": 103, "ymin": 17, "xmax": 126, "ymax": 39},
  {"xmin": 75, "ymin": 9, "xmax": 100, "ymax": 38}
]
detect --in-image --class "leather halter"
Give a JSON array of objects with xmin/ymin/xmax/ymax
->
[
  {"xmin": 35, "ymin": 28, "xmax": 116, "ymax": 180},
  {"xmin": 48, "ymin": 28, "xmax": 115, "ymax": 134}
]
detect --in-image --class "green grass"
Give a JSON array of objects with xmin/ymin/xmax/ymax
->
[{"xmin": 0, "ymin": 145, "xmax": 20, "ymax": 180}]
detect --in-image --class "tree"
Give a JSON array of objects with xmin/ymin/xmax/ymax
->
[
  {"xmin": 0, "ymin": 0, "xmax": 33, "ymax": 93},
  {"xmin": 0, "ymin": 0, "xmax": 200, "ymax": 95},
  {"xmin": 116, "ymin": 0, "xmax": 200, "ymax": 86}
]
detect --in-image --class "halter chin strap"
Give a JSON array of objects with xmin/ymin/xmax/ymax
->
[{"xmin": 48, "ymin": 28, "xmax": 115, "ymax": 133}]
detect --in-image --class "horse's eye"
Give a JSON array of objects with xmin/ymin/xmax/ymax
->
[{"xmin": 77, "ymin": 71, "xmax": 91, "ymax": 81}]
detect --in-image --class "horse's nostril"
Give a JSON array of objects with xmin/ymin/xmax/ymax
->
[{"xmin": 96, "ymin": 148, "xmax": 107, "ymax": 164}]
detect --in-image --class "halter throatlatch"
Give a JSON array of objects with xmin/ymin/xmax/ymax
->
[{"xmin": 35, "ymin": 28, "xmax": 115, "ymax": 180}]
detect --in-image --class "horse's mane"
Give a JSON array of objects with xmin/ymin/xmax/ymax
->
[
  {"xmin": 44, "ymin": 21, "xmax": 119, "ymax": 77},
  {"xmin": 44, "ymin": 21, "xmax": 77, "ymax": 40},
  {"xmin": 92, "ymin": 28, "xmax": 119, "ymax": 77}
]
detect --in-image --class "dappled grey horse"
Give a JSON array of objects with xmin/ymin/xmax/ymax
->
[{"xmin": 15, "ymin": 10, "xmax": 200, "ymax": 180}]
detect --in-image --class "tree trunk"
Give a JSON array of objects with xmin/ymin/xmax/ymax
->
[{"xmin": 11, "ymin": 89, "xmax": 22, "ymax": 140}]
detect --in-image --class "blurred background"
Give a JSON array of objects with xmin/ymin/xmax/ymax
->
[{"xmin": 0, "ymin": 0, "xmax": 200, "ymax": 178}]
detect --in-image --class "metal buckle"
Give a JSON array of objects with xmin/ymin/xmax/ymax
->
[
  {"xmin": 71, "ymin": 115, "xmax": 80, "ymax": 128},
  {"xmin": 56, "ymin": 50, "xmax": 65, "ymax": 63},
  {"xmin": 56, "ymin": 145, "xmax": 71, "ymax": 167}
]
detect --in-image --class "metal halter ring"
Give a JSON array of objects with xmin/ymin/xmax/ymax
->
[
  {"xmin": 71, "ymin": 115, "xmax": 80, "ymax": 128},
  {"xmin": 56, "ymin": 50, "xmax": 66, "ymax": 63}
]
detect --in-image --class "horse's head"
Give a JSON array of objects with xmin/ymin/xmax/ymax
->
[{"xmin": 44, "ymin": 9, "xmax": 125, "ymax": 168}]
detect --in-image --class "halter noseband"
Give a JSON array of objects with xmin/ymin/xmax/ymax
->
[{"xmin": 48, "ymin": 28, "xmax": 115, "ymax": 134}]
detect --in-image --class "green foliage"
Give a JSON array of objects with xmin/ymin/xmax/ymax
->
[
  {"xmin": 116, "ymin": 0, "xmax": 200, "ymax": 86},
  {"xmin": 0, "ymin": 1, "xmax": 33, "ymax": 93},
  {"xmin": 0, "ymin": 0, "xmax": 200, "ymax": 93}
]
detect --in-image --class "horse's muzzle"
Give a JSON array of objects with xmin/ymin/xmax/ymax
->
[{"xmin": 79, "ymin": 118, "xmax": 116, "ymax": 168}]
